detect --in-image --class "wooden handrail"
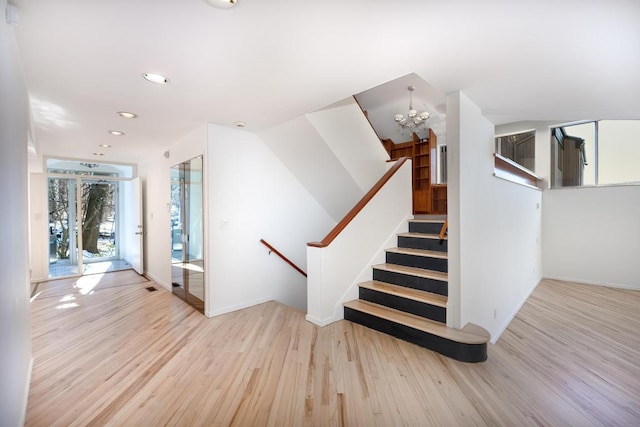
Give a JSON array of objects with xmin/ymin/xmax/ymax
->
[
  {"xmin": 308, "ymin": 157, "xmax": 410, "ymax": 248},
  {"xmin": 439, "ymin": 217, "xmax": 448, "ymax": 240},
  {"xmin": 260, "ymin": 239, "xmax": 307, "ymax": 278}
]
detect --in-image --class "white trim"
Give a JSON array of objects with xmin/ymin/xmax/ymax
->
[
  {"xmin": 494, "ymin": 128, "xmax": 536, "ymax": 138},
  {"xmin": 205, "ymin": 296, "xmax": 272, "ymax": 318},
  {"xmin": 494, "ymin": 153, "xmax": 542, "ymax": 181},
  {"xmin": 19, "ymin": 357, "xmax": 34, "ymax": 427},
  {"xmin": 542, "ymin": 275, "xmax": 640, "ymax": 291},
  {"xmin": 305, "ymin": 314, "xmax": 335, "ymax": 327},
  {"xmin": 493, "ymin": 173, "xmax": 542, "ymax": 191},
  {"xmin": 144, "ymin": 271, "xmax": 171, "ymax": 291},
  {"xmin": 490, "ymin": 278, "xmax": 541, "ymax": 344}
]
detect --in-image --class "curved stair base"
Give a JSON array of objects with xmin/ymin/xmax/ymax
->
[{"xmin": 344, "ymin": 300, "xmax": 489, "ymax": 363}]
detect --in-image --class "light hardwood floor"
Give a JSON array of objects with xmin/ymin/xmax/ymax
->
[{"xmin": 27, "ymin": 272, "xmax": 640, "ymax": 426}]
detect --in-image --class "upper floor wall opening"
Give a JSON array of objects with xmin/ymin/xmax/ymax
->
[{"xmin": 551, "ymin": 120, "xmax": 640, "ymax": 188}]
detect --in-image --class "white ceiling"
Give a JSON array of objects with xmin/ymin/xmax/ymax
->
[{"xmin": 10, "ymin": 0, "xmax": 640, "ymax": 164}]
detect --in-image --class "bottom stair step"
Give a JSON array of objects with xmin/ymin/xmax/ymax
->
[{"xmin": 343, "ymin": 300, "xmax": 489, "ymax": 363}]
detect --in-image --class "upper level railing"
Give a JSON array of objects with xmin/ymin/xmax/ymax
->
[
  {"xmin": 260, "ymin": 239, "xmax": 307, "ymax": 278},
  {"xmin": 439, "ymin": 217, "xmax": 448, "ymax": 240},
  {"xmin": 308, "ymin": 157, "xmax": 410, "ymax": 248}
]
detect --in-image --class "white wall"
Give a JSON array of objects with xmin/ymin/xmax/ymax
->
[
  {"xmin": 260, "ymin": 98, "xmax": 390, "ymax": 223},
  {"xmin": 448, "ymin": 92, "xmax": 542, "ymax": 342},
  {"xmin": 29, "ymin": 173, "xmax": 48, "ymax": 281},
  {"xmin": 0, "ymin": 1, "xmax": 33, "ymax": 423},
  {"xmin": 259, "ymin": 116, "xmax": 363, "ymax": 222},
  {"xmin": 496, "ymin": 121, "xmax": 640, "ymax": 290},
  {"xmin": 306, "ymin": 97, "xmax": 389, "ymax": 192},
  {"xmin": 542, "ymin": 186, "xmax": 640, "ymax": 290},
  {"xmin": 306, "ymin": 159, "xmax": 412, "ymax": 326},
  {"xmin": 207, "ymin": 124, "xmax": 335, "ymax": 315}
]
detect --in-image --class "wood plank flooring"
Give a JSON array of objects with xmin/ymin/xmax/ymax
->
[{"xmin": 26, "ymin": 274, "xmax": 640, "ymax": 426}]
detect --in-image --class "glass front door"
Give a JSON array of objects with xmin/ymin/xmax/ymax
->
[
  {"xmin": 80, "ymin": 179, "xmax": 118, "ymax": 263},
  {"xmin": 48, "ymin": 177, "xmax": 123, "ymax": 278},
  {"xmin": 48, "ymin": 177, "xmax": 80, "ymax": 276}
]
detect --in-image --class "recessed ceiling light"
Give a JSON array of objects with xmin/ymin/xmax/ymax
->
[
  {"xmin": 99, "ymin": 144, "xmax": 112, "ymax": 148},
  {"xmin": 234, "ymin": 121, "xmax": 246, "ymax": 128},
  {"xmin": 117, "ymin": 111, "xmax": 137, "ymax": 119},
  {"xmin": 204, "ymin": 0, "xmax": 238, "ymax": 9},
  {"xmin": 108, "ymin": 130, "xmax": 125, "ymax": 136},
  {"xmin": 93, "ymin": 152, "xmax": 105, "ymax": 156},
  {"xmin": 142, "ymin": 73, "xmax": 170, "ymax": 84}
]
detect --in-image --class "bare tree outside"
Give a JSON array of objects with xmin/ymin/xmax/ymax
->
[{"xmin": 48, "ymin": 177, "xmax": 116, "ymax": 261}]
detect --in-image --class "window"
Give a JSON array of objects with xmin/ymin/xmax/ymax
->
[
  {"xmin": 551, "ymin": 122, "xmax": 595, "ymax": 187},
  {"xmin": 495, "ymin": 130, "xmax": 536, "ymax": 172},
  {"xmin": 598, "ymin": 120, "xmax": 640, "ymax": 185},
  {"xmin": 551, "ymin": 120, "xmax": 640, "ymax": 188}
]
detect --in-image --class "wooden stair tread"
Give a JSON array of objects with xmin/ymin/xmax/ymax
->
[
  {"xmin": 412, "ymin": 215, "xmax": 447, "ymax": 221},
  {"xmin": 386, "ymin": 247, "xmax": 448, "ymax": 259},
  {"xmin": 398, "ymin": 232, "xmax": 447, "ymax": 241},
  {"xmin": 359, "ymin": 281, "xmax": 447, "ymax": 307},
  {"xmin": 408, "ymin": 219, "xmax": 445, "ymax": 224},
  {"xmin": 344, "ymin": 300, "xmax": 490, "ymax": 345},
  {"xmin": 373, "ymin": 263, "xmax": 448, "ymax": 282},
  {"xmin": 461, "ymin": 322, "xmax": 491, "ymax": 340}
]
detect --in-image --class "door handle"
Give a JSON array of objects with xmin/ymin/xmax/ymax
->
[{"xmin": 135, "ymin": 231, "xmax": 145, "ymax": 235}]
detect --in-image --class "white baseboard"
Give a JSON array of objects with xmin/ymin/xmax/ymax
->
[
  {"xmin": 543, "ymin": 275, "xmax": 640, "ymax": 291},
  {"xmin": 206, "ymin": 296, "xmax": 272, "ymax": 318},
  {"xmin": 20, "ymin": 357, "xmax": 34, "ymax": 427},
  {"xmin": 490, "ymin": 277, "xmax": 541, "ymax": 344},
  {"xmin": 144, "ymin": 271, "xmax": 171, "ymax": 291},
  {"xmin": 305, "ymin": 313, "xmax": 339, "ymax": 327}
]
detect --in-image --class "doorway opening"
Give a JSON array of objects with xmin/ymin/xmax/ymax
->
[{"xmin": 46, "ymin": 158, "xmax": 141, "ymax": 279}]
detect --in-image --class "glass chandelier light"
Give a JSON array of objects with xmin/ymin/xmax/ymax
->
[{"xmin": 394, "ymin": 85, "xmax": 430, "ymax": 136}]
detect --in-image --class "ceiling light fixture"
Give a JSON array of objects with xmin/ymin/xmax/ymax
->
[
  {"xmin": 99, "ymin": 144, "xmax": 112, "ymax": 148},
  {"xmin": 117, "ymin": 111, "xmax": 137, "ymax": 119},
  {"xmin": 142, "ymin": 73, "xmax": 170, "ymax": 84},
  {"xmin": 108, "ymin": 130, "xmax": 124, "ymax": 136},
  {"xmin": 394, "ymin": 85, "xmax": 430, "ymax": 136},
  {"xmin": 204, "ymin": 0, "xmax": 238, "ymax": 9},
  {"xmin": 93, "ymin": 152, "xmax": 105, "ymax": 156},
  {"xmin": 234, "ymin": 121, "xmax": 246, "ymax": 128}
]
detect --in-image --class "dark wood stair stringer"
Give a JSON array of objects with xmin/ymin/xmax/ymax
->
[{"xmin": 343, "ymin": 218, "xmax": 490, "ymax": 363}]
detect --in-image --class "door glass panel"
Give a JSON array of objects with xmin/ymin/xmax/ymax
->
[
  {"xmin": 80, "ymin": 180, "xmax": 118, "ymax": 260},
  {"xmin": 170, "ymin": 156, "xmax": 204, "ymax": 313},
  {"xmin": 80, "ymin": 180, "xmax": 119, "ymax": 274},
  {"xmin": 48, "ymin": 177, "xmax": 79, "ymax": 277}
]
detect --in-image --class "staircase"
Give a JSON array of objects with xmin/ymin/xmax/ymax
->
[{"xmin": 343, "ymin": 217, "xmax": 490, "ymax": 363}]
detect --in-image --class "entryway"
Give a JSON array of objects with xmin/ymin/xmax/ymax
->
[{"xmin": 45, "ymin": 159, "xmax": 143, "ymax": 279}]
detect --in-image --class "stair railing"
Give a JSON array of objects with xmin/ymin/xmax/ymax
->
[
  {"xmin": 308, "ymin": 157, "xmax": 410, "ymax": 248},
  {"xmin": 260, "ymin": 239, "xmax": 307, "ymax": 278},
  {"xmin": 439, "ymin": 217, "xmax": 448, "ymax": 240}
]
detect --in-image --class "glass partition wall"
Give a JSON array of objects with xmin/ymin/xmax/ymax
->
[{"xmin": 170, "ymin": 156, "xmax": 205, "ymax": 313}]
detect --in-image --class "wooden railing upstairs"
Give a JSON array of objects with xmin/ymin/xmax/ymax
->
[
  {"xmin": 439, "ymin": 217, "xmax": 448, "ymax": 240},
  {"xmin": 308, "ymin": 157, "xmax": 410, "ymax": 248},
  {"xmin": 260, "ymin": 239, "xmax": 307, "ymax": 278}
]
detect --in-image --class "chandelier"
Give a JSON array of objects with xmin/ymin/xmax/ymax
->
[{"xmin": 394, "ymin": 85, "xmax": 430, "ymax": 136}]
